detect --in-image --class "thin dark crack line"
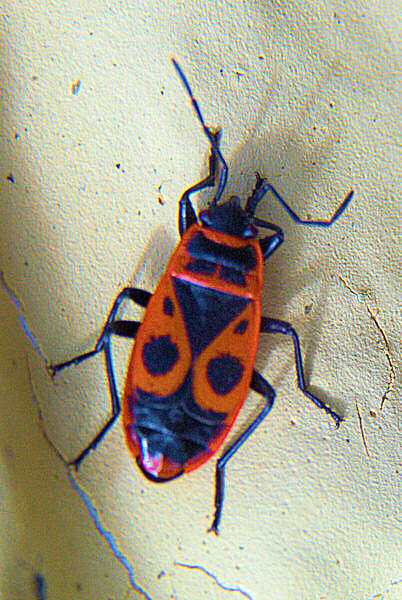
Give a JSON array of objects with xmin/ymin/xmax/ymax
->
[
  {"xmin": 337, "ymin": 275, "xmax": 371, "ymax": 301},
  {"xmin": 366, "ymin": 306, "xmax": 395, "ymax": 409},
  {"xmin": 0, "ymin": 271, "xmax": 47, "ymax": 361},
  {"xmin": 337, "ymin": 275, "xmax": 395, "ymax": 409},
  {"xmin": 356, "ymin": 400, "xmax": 370, "ymax": 458},
  {"xmin": 372, "ymin": 577, "xmax": 402, "ymax": 600},
  {"xmin": 69, "ymin": 476, "xmax": 153, "ymax": 600},
  {"xmin": 175, "ymin": 562, "xmax": 255, "ymax": 600},
  {"xmin": 16, "ymin": 300, "xmax": 152, "ymax": 600},
  {"xmin": 28, "ymin": 360, "xmax": 153, "ymax": 600}
]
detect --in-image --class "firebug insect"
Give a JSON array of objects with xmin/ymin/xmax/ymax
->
[{"xmin": 50, "ymin": 59, "xmax": 353, "ymax": 533}]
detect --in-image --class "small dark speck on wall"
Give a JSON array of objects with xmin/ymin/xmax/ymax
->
[{"xmin": 72, "ymin": 80, "xmax": 81, "ymax": 95}]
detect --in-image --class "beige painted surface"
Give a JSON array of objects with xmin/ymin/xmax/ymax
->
[{"xmin": 0, "ymin": 1, "xmax": 401, "ymax": 599}]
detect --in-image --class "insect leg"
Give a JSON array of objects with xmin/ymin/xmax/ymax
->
[
  {"xmin": 260, "ymin": 316, "xmax": 342, "ymax": 425},
  {"xmin": 49, "ymin": 286, "xmax": 151, "ymax": 467},
  {"xmin": 49, "ymin": 287, "xmax": 151, "ymax": 375},
  {"xmin": 172, "ymin": 59, "xmax": 228, "ymax": 205},
  {"xmin": 244, "ymin": 172, "xmax": 269, "ymax": 217},
  {"xmin": 111, "ymin": 320, "xmax": 141, "ymax": 338},
  {"xmin": 66, "ymin": 339, "xmax": 118, "ymax": 467},
  {"xmin": 179, "ymin": 130, "xmax": 221, "ymax": 236},
  {"xmin": 261, "ymin": 184, "xmax": 353, "ymax": 227},
  {"xmin": 210, "ymin": 370, "xmax": 276, "ymax": 534},
  {"xmin": 253, "ymin": 217, "xmax": 284, "ymax": 260},
  {"xmin": 243, "ymin": 174, "xmax": 286, "ymax": 259}
]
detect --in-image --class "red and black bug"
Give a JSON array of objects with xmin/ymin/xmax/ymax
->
[{"xmin": 50, "ymin": 59, "xmax": 353, "ymax": 533}]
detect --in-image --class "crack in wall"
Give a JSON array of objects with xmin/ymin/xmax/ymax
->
[
  {"xmin": 337, "ymin": 275, "xmax": 396, "ymax": 409},
  {"xmin": 365, "ymin": 306, "xmax": 396, "ymax": 409},
  {"xmin": 69, "ymin": 476, "xmax": 154, "ymax": 600},
  {"xmin": 26, "ymin": 356, "xmax": 153, "ymax": 599},
  {"xmin": 370, "ymin": 577, "xmax": 402, "ymax": 599},
  {"xmin": 175, "ymin": 562, "xmax": 255, "ymax": 600},
  {"xmin": 355, "ymin": 400, "xmax": 370, "ymax": 458},
  {"xmin": 336, "ymin": 275, "xmax": 397, "ymax": 459},
  {"xmin": 2, "ymin": 277, "xmax": 153, "ymax": 600},
  {"xmin": 0, "ymin": 271, "xmax": 47, "ymax": 361}
]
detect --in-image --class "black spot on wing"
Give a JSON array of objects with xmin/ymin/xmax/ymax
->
[
  {"xmin": 173, "ymin": 278, "xmax": 250, "ymax": 357},
  {"xmin": 143, "ymin": 335, "xmax": 178, "ymax": 375},
  {"xmin": 234, "ymin": 320, "xmax": 248, "ymax": 334},
  {"xmin": 163, "ymin": 297, "xmax": 174, "ymax": 316},
  {"xmin": 207, "ymin": 354, "xmax": 244, "ymax": 395}
]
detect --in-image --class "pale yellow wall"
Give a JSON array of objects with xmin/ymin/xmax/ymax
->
[{"xmin": 0, "ymin": 1, "xmax": 401, "ymax": 599}]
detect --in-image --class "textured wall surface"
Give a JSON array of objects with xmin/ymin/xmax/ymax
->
[{"xmin": 0, "ymin": 1, "xmax": 401, "ymax": 599}]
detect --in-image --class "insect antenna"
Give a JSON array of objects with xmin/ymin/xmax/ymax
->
[{"xmin": 172, "ymin": 58, "xmax": 228, "ymax": 204}]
